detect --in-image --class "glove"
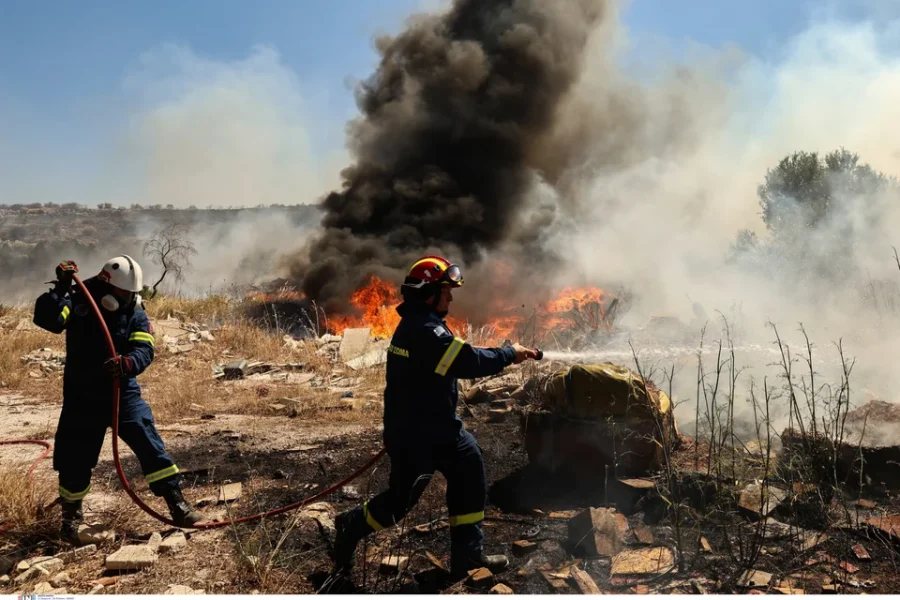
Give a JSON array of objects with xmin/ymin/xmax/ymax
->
[
  {"xmin": 55, "ymin": 261, "xmax": 78, "ymax": 288},
  {"xmin": 105, "ymin": 355, "xmax": 134, "ymax": 378}
]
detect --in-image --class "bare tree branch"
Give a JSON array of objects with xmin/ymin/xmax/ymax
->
[{"xmin": 142, "ymin": 221, "xmax": 197, "ymax": 297}]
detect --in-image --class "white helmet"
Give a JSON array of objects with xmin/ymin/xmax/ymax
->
[{"xmin": 98, "ymin": 255, "xmax": 143, "ymax": 293}]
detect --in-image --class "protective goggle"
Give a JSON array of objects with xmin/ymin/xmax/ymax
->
[{"xmin": 442, "ymin": 264, "xmax": 463, "ymax": 286}]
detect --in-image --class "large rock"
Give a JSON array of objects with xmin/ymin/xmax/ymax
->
[
  {"xmin": 567, "ymin": 507, "xmax": 628, "ymax": 557},
  {"xmin": 521, "ymin": 363, "xmax": 677, "ymax": 478}
]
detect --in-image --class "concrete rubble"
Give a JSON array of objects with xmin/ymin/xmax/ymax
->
[
  {"xmin": 105, "ymin": 545, "xmax": 159, "ymax": 571},
  {"xmin": 20, "ymin": 347, "xmax": 66, "ymax": 376},
  {"xmin": 567, "ymin": 507, "xmax": 628, "ymax": 557}
]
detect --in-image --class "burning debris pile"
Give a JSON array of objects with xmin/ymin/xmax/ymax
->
[
  {"xmin": 243, "ymin": 274, "xmax": 623, "ymax": 348},
  {"xmin": 520, "ymin": 363, "xmax": 677, "ymax": 478}
]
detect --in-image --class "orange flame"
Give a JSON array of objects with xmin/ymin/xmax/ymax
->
[{"xmin": 246, "ymin": 275, "xmax": 611, "ymax": 343}]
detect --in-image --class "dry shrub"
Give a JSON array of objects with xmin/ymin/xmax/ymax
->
[{"xmin": 0, "ymin": 465, "xmax": 55, "ymax": 534}]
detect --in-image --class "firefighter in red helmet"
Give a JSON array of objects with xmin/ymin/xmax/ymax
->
[{"xmin": 331, "ymin": 255, "xmax": 538, "ymax": 581}]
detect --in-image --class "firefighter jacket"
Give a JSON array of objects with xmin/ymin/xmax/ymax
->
[
  {"xmin": 33, "ymin": 277, "xmax": 155, "ymax": 404},
  {"xmin": 382, "ymin": 302, "xmax": 517, "ymax": 444}
]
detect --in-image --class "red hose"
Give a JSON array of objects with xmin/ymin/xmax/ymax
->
[
  {"xmin": 1, "ymin": 275, "xmax": 385, "ymax": 533},
  {"xmin": 0, "ymin": 439, "xmax": 54, "ymax": 534}
]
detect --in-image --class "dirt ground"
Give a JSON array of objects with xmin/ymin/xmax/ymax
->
[{"xmin": 5, "ymin": 388, "xmax": 900, "ymax": 595}]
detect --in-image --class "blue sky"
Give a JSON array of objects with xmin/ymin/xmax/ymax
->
[{"xmin": 0, "ymin": 0, "xmax": 894, "ymax": 206}]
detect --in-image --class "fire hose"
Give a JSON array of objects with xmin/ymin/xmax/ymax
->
[{"xmin": 1, "ymin": 273, "xmax": 543, "ymax": 533}]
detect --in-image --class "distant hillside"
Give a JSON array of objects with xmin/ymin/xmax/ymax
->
[{"xmin": 0, "ymin": 204, "xmax": 321, "ymax": 302}]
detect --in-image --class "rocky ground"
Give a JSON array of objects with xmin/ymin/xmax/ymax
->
[{"xmin": 3, "ymin": 303, "xmax": 900, "ymax": 595}]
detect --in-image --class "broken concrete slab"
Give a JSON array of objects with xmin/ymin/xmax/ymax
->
[
  {"xmin": 379, "ymin": 556, "xmax": 409, "ymax": 574},
  {"xmin": 165, "ymin": 584, "xmax": 205, "ymax": 595},
  {"xmin": 610, "ymin": 547, "xmax": 675, "ymax": 576},
  {"xmin": 570, "ymin": 567, "xmax": 602, "ymax": 594},
  {"xmin": 512, "ymin": 540, "xmax": 538, "ymax": 556},
  {"xmin": 866, "ymin": 513, "xmax": 900, "ymax": 542},
  {"xmin": 346, "ymin": 340, "xmax": 389, "ymax": 370},
  {"xmin": 147, "ymin": 532, "xmax": 163, "ymax": 551},
  {"xmin": 105, "ymin": 546, "xmax": 159, "ymax": 571},
  {"xmin": 55, "ymin": 544, "xmax": 97, "ymax": 564},
  {"xmin": 218, "ymin": 482, "xmax": 242, "ymax": 503},
  {"xmin": 567, "ymin": 507, "xmax": 628, "ymax": 557},
  {"xmin": 468, "ymin": 567, "xmax": 494, "ymax": 587},
  {"xmin": 223, "ymin": 359, "xmax": 249, "ymax": 380},
  {"xmin": 27, "ymin": 557, "xmax": 63, "ymax": 575},
  {"xmin": 160, "ymin": 532, "xmax": 187, "ymax": 554},
  {"xmin": 739, "ymin": 482, "xmax": 787, "ymax": 517},
  {"xmin": 15, "ymin": 565, "xmax": 48, "ymax": 584},
  {"xmin": 488, "ymin": 407, "xmax": 512, "ymax": 422},
  {"xmin": 50, "ymin": 571, "xmax": 72, "ymax": 587},
  {"xmin": 78, "ymin": 524, "xmax": 115, "ymax": 545},
  {"xmin": 339, "ymin": 328, "xmax": 371, "ymax": 362},
  {"xmin": 737, "ymin": 570, "xmax": 773, "ymax": 588},
  {"xmin": 852, "ymin": 544, "xmax": 871, "ymax": 561}
]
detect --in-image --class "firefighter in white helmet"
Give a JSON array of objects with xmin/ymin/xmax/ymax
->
[{"xmin": 33, "ymin": 256, "xmax": 203, "ymax": 544}]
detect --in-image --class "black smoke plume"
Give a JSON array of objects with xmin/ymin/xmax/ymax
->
[{"xmin": 290, "ymin": 0, "xmax": 606, "ymax": 315}]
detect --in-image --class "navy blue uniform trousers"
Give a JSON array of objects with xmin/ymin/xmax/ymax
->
[
  {"xmin": 362, "ymin": 430, "xmax": 487, "ymax": 558},
  {"xmin": 53, "ymin": 394, "xmax": 180, "ymax": 500}
]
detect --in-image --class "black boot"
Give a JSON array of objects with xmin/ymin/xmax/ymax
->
[
  {"xmin": 332, "ymin": 507, "xmax": 372, "ymax": 573},
  {"xmin": 450, "ymin": 552, "xmax": 509, "ymax": 581},
  {"xmin": 59, "ymin": 499, "xmax": 83, "ymax": 545},
  {"xmin": 162, "ymin": 486, "xmax": 203, "ymax": 527}
]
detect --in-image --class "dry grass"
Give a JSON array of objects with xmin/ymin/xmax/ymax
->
[
  {"xmin": 144, "ymin": 294, "xmax": 234, "ymax": 324},
  {"xmin": 0, "ymin": 465, "xmax": 55, "ymax": 533}
]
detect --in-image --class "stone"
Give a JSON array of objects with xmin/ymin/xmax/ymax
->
[
  {"xmin": 147, "ymin": 532, "xmax": 163, "ymax": 551},
  {"xmin": 490, "ymin": 583, "xmax": 514, "ymax": 594},
  {"xmin": 567, "ymin": 507, "xmax": 629, "ymax": 557},
  {"xmin": 570, "ymin": 567, "xmax": 602, "ymax": 594},
  {"xmin": 699, "ymin": 537, "xmax": 712, "ymax": 553},
  {"xmin": 379, "ymin": 556, "xmax": 409, "ymax": 573},
  {"xmin": 852, "ymin": 544, "xmax": 871, "ymax": 561},
  {"xmin": 512, "ymin": 540, "xmax": 538, "ymax": 556},
  {"xmin": 51, "ymin": 572, "xmax": 72, "ymax": 587},
  {"xmin": 15, "ymin": 566, "xmax": 48, "ymax": 584},
  {"xmin": 630, "ymin": 522, "xmax": 654, "ymax": 545},
  {"xmin": 89, "ymin": 584, "xmax": 104, "ymax": 594},
  {"xmin": 32, "ymin": 581, "xmax": 55, "ymax": 594},
  {"xmin": 223, "ymin": 359, "xmax": 249, "ymax": 380},
  {"xmin": 611, "ymin": 547, "xmax": 675, "ymax": 576},
  {"xmin": 160, "ymin": 531, "xmax": 188, "ymax": 554},
  {"xmin": 468, "ymin": 567, "xmax": 494, "ymax": 587},
  {"xmin": 56, "ymin": 544, "xmax": 97, "ymax": 563},
  {"xmin": 105, "ymin": 545, "xmax": 159, "ymax": 571},
  {"xmin": 16, "ymin": 561, "xmax": 29, "ymax": 572},
  {"xmin": 166, "ymin": 584, "xmax": 205, "ymax": 594},
  {"xmin": 0, "ymin": 575, "xmax": 9, "ymax": 584},
  {"xmin": 78, "ymin": 524, "xmax": 115, "ymax": 545},
  {"xmin": 218, "ymin": 482, "xmax": 242, "ymax": 503},
  {"xmin": 737, "ymin": 570, "xmax": 773, "ymax": 588},
  {"xmin": 488, "ymin": 407, "xmax": 512, "ymax": 422},
  {"xmin": 339, "ymin": 328, "xmax": 371, "ymax": 362},
  {"xmin": 738, "ymin": 482, "xmax": 787, "ymax": 517}
]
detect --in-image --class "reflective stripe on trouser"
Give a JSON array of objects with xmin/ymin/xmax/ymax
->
[
  {"xmin": 59, "ymin": 483, "xmax": 91, "ymax": 502},
  {"xmin": 363, "ymin": 429, "xmax": 487, "ymax": 558},
  {"xmin": 53, "ymin": 393, "xmax": 182, "ymax": 498}
]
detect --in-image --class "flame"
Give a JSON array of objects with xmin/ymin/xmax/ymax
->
[{"xmin": 246, "ymin": 275, "xmax": 611, "ymax": 344}]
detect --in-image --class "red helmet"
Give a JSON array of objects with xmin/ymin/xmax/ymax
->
[{"xmin": 402, "ymin": 255, "xmax": 464, "ymax": 291}]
